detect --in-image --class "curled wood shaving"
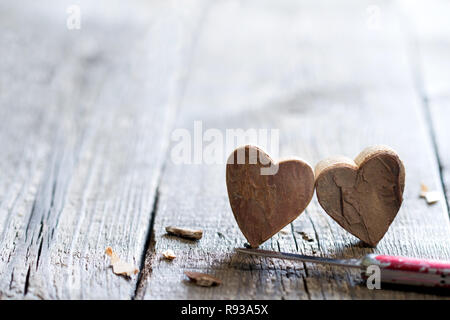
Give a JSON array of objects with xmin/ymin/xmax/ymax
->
[
  {"xmin": 105, "ymin": 247, "xmax": 139, "ymax": 277},
  {"xmin": 162, "ymin": 249, "xmax": 176, "ymax": 260},
  {"xmin": 184, "ymin": 271, "xmax": 221, "ymax": 287},
  {"xmin": 166, "ymin": 226, "xmax": 203, "ymax": 240},
  {"xmin": 420, "ymin": 183, "xmax": 441, "ymax": 204}
]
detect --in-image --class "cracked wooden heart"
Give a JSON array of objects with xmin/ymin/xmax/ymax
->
[
  {"xmin": 315, "ymin": 145, "xmax": 405, "ymax": 247},
  {"xmin": 226, "ymin": 145, "xmax": 314, "ymax": 248}
]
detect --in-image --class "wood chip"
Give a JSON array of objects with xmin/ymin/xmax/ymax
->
[
  {"xmin": 420, "ymin": 183, "xmax": 441, "ymax": 204},
  {"xmin": 184, "ymin": 271, "xmax": 221, "ymax": 287},
  {"xmin": 279, "ymin": 226, "xmax": 290, "ymax": 235},
  {"xmin": 425, "ymin": 191, "xmax": 441, "ymax": 204},
  {"xmin": 166, "ymin": 226, "xmax": 203, "ymax": 240},
  {"xmin": 162, "ymin": 249, "xmax": 176, "ymax": 260},
  {"xmin": 105, "ymin": 247, "xmax": 139, "ymax": 277},
  {"xmin": 420, "ymin": 183, "xmax": 429, "ymax": 197},
  {"xmin": 299, "ymin": 231, "xmax": 314, "ymax": 242}
]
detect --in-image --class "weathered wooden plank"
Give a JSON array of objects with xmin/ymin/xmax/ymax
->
[
  {"xmin": 427, "ymin": 100, "xmax": 450, "ymax": 211},
  {"xmin": 399, "ymin": 0, "xmax": 450, "ymax": 97},
  {"xmin": 399, "ymin": 0, "xmax": 450, "ymax": 211},
  {"xmin": 137, "ymin": 0, "xmax": 450, "ymax": 299},
  {"xmin": 0, "ymin": 0, "xmax": 204, "ymax": 299}
]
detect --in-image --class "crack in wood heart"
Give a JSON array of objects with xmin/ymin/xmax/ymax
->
[
  {"xmin": 226, "ymin": 145, "xmax": 315, "ymax": 248},
  {"xmin": 315, "ymin": 146, "xmax": 405, "ymax": 247}
]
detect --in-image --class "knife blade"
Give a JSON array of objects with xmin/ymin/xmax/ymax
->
[
  {"xmin": 236, "ymin": 248, "xmax": 450, "ymax": 288},
  {"xmin": 235, "ymin": 248, "xmax": 363, "ymax": 268}
]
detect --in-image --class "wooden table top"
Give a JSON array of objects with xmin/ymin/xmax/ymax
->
[{"xmin": 0, "ymin": 0, "xmax": 449, "ymax": 299}]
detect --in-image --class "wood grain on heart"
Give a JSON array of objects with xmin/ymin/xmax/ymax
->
[
  {"xmin": 315, "ymin": 146, "xmax": 405, "ymax": 247},
  {"xmin": 226, "ymin": 145, "xmax": 314, "ymax": 248}
]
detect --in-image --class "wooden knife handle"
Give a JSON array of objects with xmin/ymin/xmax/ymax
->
[{"xmin": 361, "ymin": 254, "xmax": 450, "ymax": 288}]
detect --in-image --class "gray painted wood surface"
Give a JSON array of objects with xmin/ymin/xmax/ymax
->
[
  {"xmin": 0, "ymin": 0, "xmax": 449, "ymax": 300},
  {"xmin": 0, "ymin": 0, "xmax": 206, "ymax": 299},
  {"xmin": 402, "ymin": 0, "xmax": 450, "ymax": 211}
]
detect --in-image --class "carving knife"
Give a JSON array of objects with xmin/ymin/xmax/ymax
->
[{"xmin": 236, "ymin": 248, "xmax": 450, "ymax": 288}]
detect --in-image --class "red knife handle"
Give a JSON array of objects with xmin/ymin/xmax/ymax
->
[{"xmin": 361, "ymin": 254, "xmax": 450, "ymax": 288}]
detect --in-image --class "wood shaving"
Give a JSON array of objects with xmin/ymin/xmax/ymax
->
[
  {"xmin": 166, "ymin": 226, "xmax": 203, "ymax": 240},
  {"xmin": 279, "ymin": 226, "xmax": 290, "ymax": 235},
  {"xmin": 420, "ymin": 183, "xmax": 429, "ymax": 197},
  {"xmin": 162, "ymin": 249, "xmax": 176, "ymax": 260},
  {"xmin": 105, "ymin": 247, "xmax": 139, "ymax": 277},
  {"xmin": 184, "ymin": 271, "xmax": 221, "ymax": 287},
  {"xmin": 298, "ymin": 231, "xmax": 314, "ymax": 242},
  {"xmin": 425, "ymin": 191, "xmax": 441, "ymax": 204},
  {"xmin": 420, "ymin": 183, "xmax": 441, "ymax": 204}
]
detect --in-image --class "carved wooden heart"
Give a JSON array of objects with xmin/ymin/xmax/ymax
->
[
  {"xmin": 315, "ymin": 146, "xmax": 405, "ymax": 247},
  {"xmin": 226, "ymin": 145, "xmax": 315, "ymax": 248}
]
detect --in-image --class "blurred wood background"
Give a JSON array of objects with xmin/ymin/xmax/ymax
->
[{"xmin": 0, "ymin": 0, "xmax": 449, "ymax": 299}]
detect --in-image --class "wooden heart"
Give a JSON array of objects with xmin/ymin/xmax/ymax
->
[
  {"xmin": 315, "ymin": 146, "xmax": 405, "ymax": 247},
  {"xmin": 226, "ymin": 145, "xmax": 315, "ymax": 248}
]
